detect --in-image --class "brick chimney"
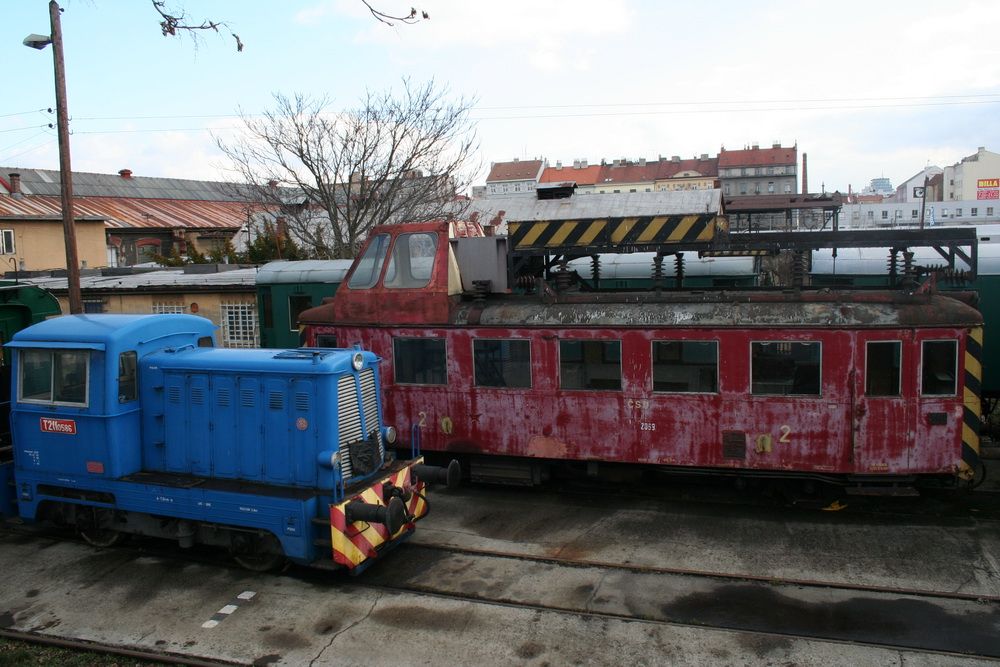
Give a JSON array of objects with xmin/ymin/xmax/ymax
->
[
  {"xmin": 118, "ymin": 169, "xmax": 133, "ymax": 179},
  {"xmin": 8, "ymin": 173, "xmax": 22, "ymax": 198},
  {"xmin": 801, "ymin": 153, "xmax": 808, "ymax": 194}
]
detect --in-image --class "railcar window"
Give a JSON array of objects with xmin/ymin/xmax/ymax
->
[
  {"xmin": 865, "ymin": 341, "xmax": 901, "ymax": 396},
  {"xmin": 751, "ymin": 342, "xmax": 820, "ymax": 396},
  {"xmin": 118, "ymin": 351, "xmax": 138, "ymax": 403},
  {"xmin": 288, "ymin": 294, "xmax": 312, "ymax": 332},
  {"xmin": 921, "ymin": 340, "xmax": 958, "ymax": 395},
  {"xmin": 653, "ymin": 341, "xmax": 718, "ymax": 393},
  {"xmin": 197, "ymin": 336, "xmax": 214, "ymax": 348},
  {"xmin": 393, "ymin": 337, "xmax": 447, "ymax": 385},
  {"xmin": 259, "ymin": 287, "xmax": 273, "ymax": 328},
  {"xmin": 19, "ymin": 349, "xmax": 89, "ymax": 406},
  {"xmin": 347, "ymin": 233, "xmax": 391, "ymax": 289},
  {"xmin": 316, "ymin": 334, "xmax": 338, "ymax": 348},
  {"xmin": 560, "ymin": 340, "xmax": 621, "ymax": 391},
  {"xmin": 474, "ymin": 339, "xmax": 531, "ymax": 388},
  {"xmin": 384, "ymin": 232, "xmax": 438, "ymax": 289}
]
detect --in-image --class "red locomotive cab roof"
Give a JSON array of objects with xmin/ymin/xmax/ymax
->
[{"xmin": 303, "ymin": 220, "xmax": 479, "ymax": 326}]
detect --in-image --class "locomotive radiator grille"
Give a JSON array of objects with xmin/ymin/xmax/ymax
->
[
  {"xmin": 359, "ymin": 368, "xmax": 385, "ymax": 459},
  {"xmin": 337, "ymin": 375, "xmax": 363, "ymax": 479}
]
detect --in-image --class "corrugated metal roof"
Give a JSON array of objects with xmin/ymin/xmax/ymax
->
[
  {"xmin": 0, "ymin": 194, "xmax": 248, "ymax": 230},
  {"xmin": 0, "ymin": 167, "xmax": 253, "ymax": 201},
  {"xmin": 13, "ymin": 267, "xmax": 258, "ymax": 292}
]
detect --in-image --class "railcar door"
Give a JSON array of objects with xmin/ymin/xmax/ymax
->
[
  {"xmin": 853, "ymin": 332, "xmax": 913, "ymax": 474},
  {"xmin": 910, "ymin": 332, "xmax": 965, "ymax": 473}
]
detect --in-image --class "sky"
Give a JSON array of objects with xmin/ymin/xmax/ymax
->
[{"xmin": 2, "ymin": 0, "xmax": 999, "ymax": 194}]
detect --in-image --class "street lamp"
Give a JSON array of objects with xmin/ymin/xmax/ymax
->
[{"xmin": 23, "ymin": 1, "xmax": 83, "ymax": 314}]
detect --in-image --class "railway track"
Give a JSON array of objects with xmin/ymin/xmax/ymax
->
[{"xmin": 353, "ymin": 540, "xmax": 1000, "ymax": 660}]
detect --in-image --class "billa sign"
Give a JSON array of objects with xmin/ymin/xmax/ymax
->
[{"xmin": 978, "ymin": 178, "xmax": 999, "ymax": 200}]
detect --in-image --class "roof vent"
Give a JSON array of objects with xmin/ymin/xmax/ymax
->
[
  {"xmin": 118, "ymin": 169, "xmax": 133, "ymax": 179},
  {"xmin": 671, "ymin": 155, "xmax": 680, "ymax": 162},
  {"xmin": 772, "ymin": 141, "xmax": 781, "ymax": 149},
  {"xmin": 8, "ymin": 173, "xmax": 22, "ymax": 198},
  {"xmin": 751, "ymin": 143, "xmax": 759, "ymax": 150},
  {"xmin": 700, "ymin": 153, "xmax": 708, "ymax": 160}
]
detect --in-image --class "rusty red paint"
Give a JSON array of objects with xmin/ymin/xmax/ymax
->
[{"xmin": 301, "ymin": 221, "xmax": 982, "ymax": 479}]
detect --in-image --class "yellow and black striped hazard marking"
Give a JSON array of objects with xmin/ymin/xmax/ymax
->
[
  {"xmin": 329, "ymin": 460, "xmax": 429, "ymax": 569},
  {"xmin": 960, "ymin": 326, "xmax": 983, "ymax": 481},
  {"xmin": 507, "ymin": 215, "xmax": 718, "ymax": 251}
]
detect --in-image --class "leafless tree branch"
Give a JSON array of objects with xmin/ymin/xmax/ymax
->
[
  {"xmin": 361, "ymin": 1, "xmax": 429, "ymax": 25},
  {"xmin": 217, "ymin": 80, "xmax": 478, "ymax": 259},
  {"xmin": 151, "ymin": 0, "xmax": 244, "ymax": 51}
]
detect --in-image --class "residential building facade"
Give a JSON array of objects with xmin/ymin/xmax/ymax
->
[
  {"xmin": 485, "ymin": 159, "xmax": 546, "ymax": 196},
  {"xmin": 717, "ymin": 143, "xmax": 798, "ymax": 196},
  {"xmin": 943, "ymin": 147, "xmax": 1000, "ymax": 202}
]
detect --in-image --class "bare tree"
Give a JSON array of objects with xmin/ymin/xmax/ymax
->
[
  {"xmin": 151, "ymin": 1, "xmax": 244, "ymax": 51},
  {"xmin": 217, "ymin": 80, "xmax": 478, "ymax": 259}
]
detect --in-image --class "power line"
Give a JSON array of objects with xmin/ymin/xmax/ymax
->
[{"xmin": 0, "ymin": 137, "xmax": 57, "ymax": 164}]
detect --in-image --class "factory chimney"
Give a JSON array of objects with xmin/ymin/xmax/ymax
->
[{"xmin": 801, "ymin": 153, "xmax": 808, "ymax": 194}]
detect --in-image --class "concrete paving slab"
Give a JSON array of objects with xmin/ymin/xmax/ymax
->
[
  {"xmin": 1, "ymin": 530, "xmax": 995, "ymax": 666},
  {"xmin": 413, "ymin": 487, "xmax": 1000, "ymax": 597}
]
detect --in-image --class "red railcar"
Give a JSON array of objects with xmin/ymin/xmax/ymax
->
[{"xmin": 301, "ymin": 220, "xmax": 983, "ymax": 491}]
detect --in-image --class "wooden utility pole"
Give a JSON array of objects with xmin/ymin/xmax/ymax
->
[{"xmin": 49, "ymin": 0, "xmax": 83, "ymax": 314}]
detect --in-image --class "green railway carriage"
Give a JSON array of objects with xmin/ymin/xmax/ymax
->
[{"xmin": 255, "ymin": 260, "xmax": 352, "ymax": 349}]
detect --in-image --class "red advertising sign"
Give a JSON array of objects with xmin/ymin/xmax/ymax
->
[
  {"xmin": 977, "ymin": 178, "xmax": 999, "ymax": 189},
  {"xmin": 978, "ymin": 190, "xmax": 999, "ymax": 200},
  {"xmin": 40, "ymin": 417, "xmax": 77, "ymax": 434}
]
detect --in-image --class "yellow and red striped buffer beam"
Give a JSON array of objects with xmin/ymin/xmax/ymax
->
[{"xmin": 330, "ymin": 461, "xmax": 429, "ymax": 569}]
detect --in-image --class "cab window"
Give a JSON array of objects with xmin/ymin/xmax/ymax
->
[
  {"xmin": 347, "ymin": 234, "xmax": 391, "ymax": 289},
  {"xmin": 19, "ymin": 349, "xmax": 89, "ymax": 406},
  {"xmin": 118, "ymin": 351, "xmax": 138, "ymax": 403},
  {"xmin": 384, "ymin": 232, "xmax": 438, "ymax": 289}
]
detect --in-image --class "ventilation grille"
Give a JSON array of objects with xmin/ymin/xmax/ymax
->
[
  {"xmin": 217, "ymin": 388, "xmax": 231, "ymax": 407},
  {"xmin": 295, "ymin": 392, "xmax": 310, "ymax": 412},
  {"xmin": 168, "ymin": 386, "xmax": 182, "ymax": 404},
  {"xmin": 268, "ymin": 392, "xmax": 284, "ymax": 410},
  {"xmin": 191, "ymin": 387, "xmax": 205, "ymax": 405},
  {"xmin": 240, "ymin": 389, "xmax": 255, "ymax": 408},
  {"xmin": 337, "ymin": 375, "xmax": 362, "ymax": 479},
  {"xmin": 360, "ymin": 368, "xmax": 384, "ymax": 459}
]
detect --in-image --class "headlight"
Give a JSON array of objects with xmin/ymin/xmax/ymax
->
[
  {"xmin": 384, "ymin": 426, "xmax": 397, "ymax": 444},
  {"xmin": 351, "ymin": 351, "xmax": 364, "ymax": 371}
]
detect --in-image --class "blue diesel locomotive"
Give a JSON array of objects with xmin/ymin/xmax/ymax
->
[{"xmin": 1, "ymin": 314, "xmax": 456, "ymax": 571}]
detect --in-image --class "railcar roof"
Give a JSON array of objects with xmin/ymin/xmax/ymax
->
[
  {"xmin": 9, "ymin": 314, "xmax": 216, "ymax": 345},
  {"xmin": 256, "ymin": 260, "xmax": 353, "ymax": 285},
  {"xmin": 453, "ymin": 292, "xmax": 982, "ymax": 329}
]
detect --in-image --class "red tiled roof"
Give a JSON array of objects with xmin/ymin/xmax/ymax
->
[
  {"xmin": 719, "ymin": 146, "xmax": 796, "ymax": 168},
  {"xmin": 652, "ymin": 157, "xmax": 719, "ymax": 180},
  {"xmin": 540, "ymin": 164, "xmax": 602, "ymax": 185},
  {"xmin": 486, "ymin": 159, "xmax": 544, "ymax": 182},
  {"xmin": 0, "ymin": 194, "xmax": 248, "ymax": 230}
]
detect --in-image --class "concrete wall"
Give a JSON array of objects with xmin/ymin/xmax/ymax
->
[{"xmin": 1, "ymin": 220, "xmax": 108, "ymax": 271}]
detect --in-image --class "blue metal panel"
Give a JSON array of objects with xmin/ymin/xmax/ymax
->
[
  {"xmin": 163, "ymin": 372, "xmax": 187, "ymax": 472},
  {"xmin": 237, "ymin": 377, "xmax": 262, "ymax": 480},
  {"xmin": 188, "ymin": 374, "xmax": 211, "ymax": 476},
  {"xmin": 263, "ymin": 378, "xmax": 290, "ymax": 483},
  {"xmin": 291, "ymin": 379, "xmax": 316, "ymax": 486},
  {"xmin": 211, "ymin": 375, "xmax": 237, "ymax": 478}
]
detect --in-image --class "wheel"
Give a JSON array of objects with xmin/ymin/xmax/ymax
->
[
  {"xmin": 80, "ymin": 527, "xmax": 124, "ymax": 548},
  {"xmin": 231, "ymin": 532, "xmax": 285, "ymax": 572},
  {"xmin": 77, "ymin": 507, "xmax": 124, "ymax": 547}
]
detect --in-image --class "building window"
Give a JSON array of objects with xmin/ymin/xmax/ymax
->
[
  {"xmin": 288, "ymin": 294, "xmax": 312, "ymax": 332},
  {"xmin": 751, "ymin": 341, "xmax": 821, "ymax": 396},
  {"xmin": 767, "ymin": 182, "xmax": 774, "ymax": 193},
  {"xmin": 393, "ymin": 337, "xmax": 447, "ymax": 385},
  {"xmin": 881, "ymin": 210, "xmax": 889, "ymax": 220},
  {"xmin": 865, "ymin": 341, "xmax": 900, "ymax": 396},
  {"xmin": 972, "ymin": 208, "xmax": 978, "ymax": 216},
  {"xmin": 0, "ymin": 229, "xmax": 14, "ymax": 254},
  {"xmin": 645, "ymin": 188, "xmax": 651, "ymax": 192},
  {"xmin": 118, "ymin": 351, "xmax": 138, "ymax": 403},
  {"xmin": 767, "ymin": 167, "xmax": 774, "ymax": 175},
  {"xmin": 988, "ymin": 207, "xmax": 995, "ymax": 216},
  {"xmin": 514, "ymin": 183, "xmax": 521, "ymax": 192},
  {"xmin": 739, "ymin": 183, "xmax": 747, "ymax": 195},
  {"xmin": 83, "ymin": 300, "xmax": 105, "ymax": 314},
  {"xmin": 784, "ymin": 183, "xmax": 791, "ymax": 193},
  {"xmin": 502, "ymin": 184, "xmax": 509, "ymax": 193},
  {"xmin": 956, "ymin": 208, "xmax": 963, "ymax": 217},
  {"xmin": 724, "ymin": 184, "xmax": 731, "ymax": 195},
  {"xmin": 652, "ymin": 341, "xmax": 718, "ymax": 393},
  {"xmin": 921, "ymin": 340, "xmax": 957, "ymax": 396},
  {"xmin": 152, "ymin": 302, "xmax": 185, "ymax": 314},
  {"xmin": 911, "ymin": 209, "xmax": 918, "ymax": 218},
  {"xmin": 489, "ymin": 184, "xmax": 497, "ymax": 194},
  {"xmin": 559, "ymin": 340, "xmax": 621, "ymax": 391},
  {"xmin": 19, "ymin": 348, "xmax": 89, "ymax": 407},
  {"xmin": 754, "ymin": 184, "xmax": 761, "ymax": 194},
  {"xmin": 942, "ymin": 208, "xmax": 949, "ymax": 217},
  {"xmin": 473, "ymin": 339, "xmax": 531, "ymax": 388},
  {"xmin": 613, "ymin": 189, "xmax": 621, "ymax": 194},
  {"xmin": 220, "ymin": 302, "xmax": 258, "ymax": 348}
]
